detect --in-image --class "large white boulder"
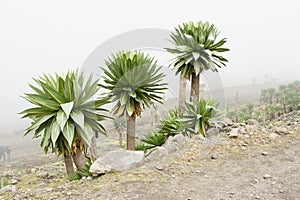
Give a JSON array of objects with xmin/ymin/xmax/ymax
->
[{"xmin": 90, "ymin": 149, "xmax": 144, "ymax": 175}]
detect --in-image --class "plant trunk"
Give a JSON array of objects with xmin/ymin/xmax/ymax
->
[
  {"xmin": 118, "ymin": 130, "xmax": 123, "ymax": 147},
  {"xmin": 178, "ymin": 76, "xmax": 187, "ymax": 116},
  {"xmin": 64, "ymin": 153, "xmax": 74, "ymax": 177},
  {"xmin": 90, "ymin": 135, "xmax": 97, "ymax": 161},
  {"xmin": 127, "ymin": 115, "xmax": 136, "ymax": 150},
  {"xmin": 190, "ymin": 73, "xmax": 200, "ymax": 101},
  {"xmin": 72, "ymin": 147, "xmax": 88, "ymax": 171}
]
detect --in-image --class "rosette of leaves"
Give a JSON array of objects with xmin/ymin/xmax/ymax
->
[
  {"xmin": 20, "ymin": 70, "xmax": 109, "ymax": 177},
  {"xmin": 183, "ymin": 98, "xmax": 219, "ymax": 136},
  {"xmin": 100, "ymin": 51, "xmax": 167, "ymax": 150}
]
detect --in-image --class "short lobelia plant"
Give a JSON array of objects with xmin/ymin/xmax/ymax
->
[
  {"xmin": 183, "ymin": 98, "xmax": 219, "ymax": 137},
  {"xmin": 20, "ymin": 70, "xmax": 109, "ymax": 177},
  {"xmin": 100, "ymin": 51, "xmax": 167, "ymax": 150}
]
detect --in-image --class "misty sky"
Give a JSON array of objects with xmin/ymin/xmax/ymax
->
[{"xmin": 1, "ymin": 0, "xmax": 300, "ymax": 133}]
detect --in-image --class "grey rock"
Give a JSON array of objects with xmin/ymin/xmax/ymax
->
[
  {"xmin": 0, "ymin": 185, "xmax": 18, "ymax": 193},
  {"xmin": 211, "ymin": 153, "xmax": 218, "ymax": 160},
  {"xmin": 86, "ymin": 176, "xmax": 92, "ymax": 181},
  {"xmin": 31, "ymin": 168, "xmax": 38, "ymax": 174},
  {"xmin": 261, "ymin": 152, "xmax": 269, "ymax": 156},
  {"xmin": 146, "ymin": 146, "xmax": 168, "ymax": 161},
  {"xmin": 247, "ymin": 119, "xmax": 259, "ymax": 126},
  {"xmin": 275, "ymin": 127, "xmax": 288, "ymax": 135},
  {"xmin": 90, "ymin": 149, "xmax": 144, "ymax": 175},
  {"xmin": 223, "ymin": 118, "xmax": 234, "ymax": 126},
  {"xmin": 206, "ymin": 127, "xmax": 220, "ymax": 138},
  {"xmin": 162, "ymin": 134, "xmax": 186, "ymax": 153},
  {"xmin": 263, "ymin": 174, "xmax": 272, "ymax": 179},
  {"xmin": 228, "ymin": 128, "xmax": 239, "ymax": 138},
  {"xmin": 222, "ymin": 126, "xmax": 232, "ymax": 133},
  {"xmin": 238, "ymin": 127, "xmax": 247, "ymax": 134},
  {"xmin": 11, "ymin": 179, "xmax": 18, "ymax": 185},
  {"xmin": 192, "ymin": 134, "xmax": 205, "ymax": 141},
  {"xmin": 231, "ymin": 123, "xmax": 240, "ymax": 128},
  {"xmin": 245, "ymin": 125, "xmax": 255, "ymax": 134},
  {"xmin": 45, "ymin": 187, "xmax": 53, "ymax": 192},
  {"xmin": 269, "ymin": 133, "xmax": 278, "ymax": 141}
]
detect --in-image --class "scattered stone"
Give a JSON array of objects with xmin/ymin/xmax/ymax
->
[
  {"xmin": 11, "ymin": 179, "xmax": 18, "ymax": 185},
  {"xmin": 211, "ymin": 153, "xmax": 218, "ymax": 160},
  {"xmin": 0, "ymin": 185, "xmax": 18, "ymax": 193},
  {"xmin": 67, "ymin": 191, "xmax": 72, "ymax": 196},
  {"xmin": 90, "ymin": 149, "xmax": 144, "ymax": 175},
  {"xmin": 36, "ymin": 171, "xmax": 50, "ymax": 179},
  {"xmin": 45, "ymin": 187, "xmax": 53, "ymax": 192},
  {"xmin": 245, "ymin": 125, "xmax": 255, "ymax": 134},
  {"xmin": 81, "ymin": 176, "xmax": 86, "ymax": 180},
  {"xmin": 238, "ymin": 127, "xmax": 247, "ymax": 134},
  {"xmin": 31, "ymin": 168, "xmax": 38, "ymax": 174},
  {"xmin": 86, "ymin": 176, "xmax": 92, "ymax": 181},
  {"xmin": 276, "ymin": 127, "xmax": 288, "ymax": 135},
  {"xmin": 269, "ymin": 133, "xmax": 278, "ymax": 141},
  {"xmin": 224, "ymin": 118, "xmax": 234, "ymax": 126},
  {"xmin": 231, "ymin": 123, "xmax": 240, "ymax": 128},
  {"xmin": 263, "ymin": 174, "xmax": 272, "ymax": 179},
  {"xmin": 193, "ymin": 134, "xmax": 205, "ymax": 141},
  {"xmin": 228, "ymin": 128, "xmax": 239, "ymax": 138},
  {"xmin": 145, "ymin": 146, "xmax": 169, "ymax": 162},
  {"xmin": 247, "ymin": 119, "xmax": 259, "ymax": 126},
  {"xmin": 261, "ymin": 152, "xmax": 269, "ymax": 156},
  {"xmin": 162, "ymin": 134, "xmax": 186, "ymax": 153},
  {"xmin": 279, "ymin": 189, "xmax": 283, "ymax": 193},
  {"xmin": 222, "ymin": 126, "xmax": 232, "ymax": 133},
  {"xmin": 195, "ymin": 170, "xmax": 200, "ymax": 173},
  {"xmin": 206, "ymin": 127, "xmax": 220, "ymax": 138},
  {"xmin": 154, "ymin": 163, "xmax": 166, "ymax": 171}
]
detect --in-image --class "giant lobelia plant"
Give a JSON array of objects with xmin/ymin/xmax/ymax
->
[
  {"xmin": 100, "ymin": 51, "xmax": 167, "ymax": 150},
  {"xmin": 166, "ymin": 21, "xmax": 230, "ymax": 101},
  {"xmin": 20, "ymin": 70, "xmax": 109, "ymax": 177}
]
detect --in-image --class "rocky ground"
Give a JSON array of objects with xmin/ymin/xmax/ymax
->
[{"xmin": 0, "ymin": 111, "xmax": 300, "ymax": 200}]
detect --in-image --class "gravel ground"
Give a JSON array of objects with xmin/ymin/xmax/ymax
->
[{"xmin": 0, "ymin": 123, "xmax": 299, "ymax": 200}]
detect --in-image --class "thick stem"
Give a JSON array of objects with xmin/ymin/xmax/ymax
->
[
  {"xmin": 178, "ymin": 76, "xmax": 187, "ymax": 116},
  {"xmin": 118, "ymin": 130, "xmax": 123, "ymax": 147},
  {"xmin": 72, "ymin": 146, "xmax": 88, "ymax": 171},
  {"xmin": 64, "ymin": 153, "xmax": 74, "ymax": 177},
  {"xmin": 190, "ymin": 73, "xmax": 200, "ymax": 101},
  {"xmin": 127, "ymin": 115, "xmax": 136, "ymax": 150},
  {"xmin": 90, "ymin": 136, "xmax": 97, "ymax": 161}
]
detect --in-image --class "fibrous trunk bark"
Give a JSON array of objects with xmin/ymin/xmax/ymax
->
[
  {"xmin": 90, "ymin": 135, "xmax": 97, "ymax": 161},
  {"xmin": 178, "ymin": 76, "xmax": 187, "ymax": 116},
  {"xmin": 118, "ymin": 130, "xmax": 123, "ymax": 147},
  {"xmin": 127, "ymin": 115, "xmax": 136, "ymax": 150},
  {"xmin": 190, "ymin": 73, "xmax": 200, "ymax": 101},
  {"xmin": 64, "ymin": 153, "xmax": 74, "ymax": 177},
  {"xmin": 72, "ymin": 147, "xmax": 88, "ymax": 171}
]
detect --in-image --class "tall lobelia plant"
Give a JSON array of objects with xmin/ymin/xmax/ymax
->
[
  {"xmin": 100, "ymin": 51, "xmax": 167, "ymax": 150},
  {"xmin": 20, "ymin": 70, "xmax": 109, "ymax": 177},
  {"xmin": 166, "ymin": 21, "xmax": 230, "ymax": 102}
]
